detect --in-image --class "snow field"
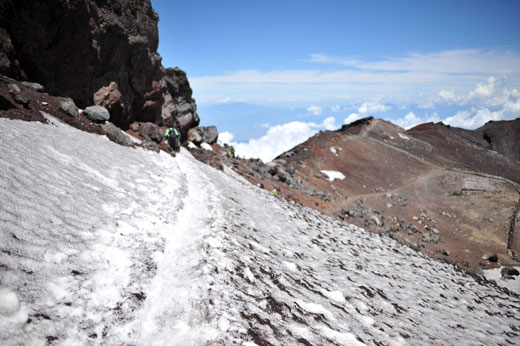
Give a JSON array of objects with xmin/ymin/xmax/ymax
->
[{"xmin": 0, "ymin": 117, "xmax": 519, "ymax": 345}]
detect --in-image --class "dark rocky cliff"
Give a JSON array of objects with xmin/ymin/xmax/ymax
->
[{"xmin": 0, "ymin": 0, "xmax": 199, "ymax": 132}]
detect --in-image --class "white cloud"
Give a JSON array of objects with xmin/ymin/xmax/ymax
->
[
  {"xmin": 230, "ymin": 117, "xmax": 340, "ymax": 162},
  {"xmin": 358, "ymin": 101, "xmax": 390, "ymax": 114},
  {"xmin": 307, "ymin": 105, "xmax": 323, "ymax": 115},
  {"xmin": 470, "ymin": 76, "xmax": 495, "ymax": 99},
  {"xmin": 191, "ymin": 49, "xmax": 520, "ymax": 108},
  {"xmin": 322, "ymin": 116, "xmax": 338, "ymax": 131},
  {"xmin": 217, "ymin": 131, "xmax": 234, "ymax": 145},
  {"xmin": 311, "ymin": 50, "xmax": 520, "ymax": 74},
  {"xmin": 344, "ymin": 113, "xmax": 361, "ymax": 124},
  {"xmin": 343, "ymin": 101, "xmax": 390, "ymax": 124},
  {"xmin": 396, "ymin": 112, "xmax": 422, "ymax": 129},
  {"xmin": 216, "ymin": 97, "xmax": 232, "ymax": 104}
]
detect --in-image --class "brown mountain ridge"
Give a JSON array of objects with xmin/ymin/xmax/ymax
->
[{"xmin": 194, "ymin": 117, "xmax": 520, "ymax": 274}]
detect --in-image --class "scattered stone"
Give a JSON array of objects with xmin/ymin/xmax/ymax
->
[
  {"xmin": 84, "ymin": 105, "xmax": 110, "ymax": 123},
  {"xmin": 8, "ymin": 83, "xmax": 20, "ymax": 93},
  {"xmin": 59, "ymin": 99, "xmax": 80, "ymax": 118},
  {"xmin": 407, "ymin": 225, "xmax": 421, "ymax": 235},
  {"xmin": 129, "ymin": 122, "xmax": 140, "ymax": 132},
  {"xmin": 463, "ymin": 261, "xmax": 470, "ymax": 267},
  {"xmin": 13, "ymin": 94, "xmax": 29, "ymax": 108},
  {"xmin": 442, "ymin": 249, "xmax": 450, "ymax": 256},
  {"xmin": 101, "ymin": 122, "xmax": 134, "ymax": 147},
  {"xmin": 21, "ymin": 81, "xmax": 45, "ymax": 92},
  {"xmin": 487, "ymin": 254, "xmax": 499, "ymax": 262},
  {"xmin": 501, "ymin": 267, "xmax": 519, "ymax": 279},
  {"xmin": 422, "ymin": 231, "xmax": 440, "ymax": 244}
]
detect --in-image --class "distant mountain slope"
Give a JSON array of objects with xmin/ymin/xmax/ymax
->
[
  {"xmin": 210, "ymin": 117, "xmax": 520, "ymax": 273},
  {"xmin": 407, "ymin": 119, "xmax": 520, "ymax": 182},
  {"xmin": 1, "ymin": 116, "xmax": 519, "ymax": 345}
]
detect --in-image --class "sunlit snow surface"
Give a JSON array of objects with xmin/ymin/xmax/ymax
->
[{"xmin": 1, "ymin": 117, "xmax": 519, "ymax": 345}]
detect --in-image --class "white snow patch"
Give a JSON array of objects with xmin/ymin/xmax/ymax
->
[
  {"xmin": 398, "ymin": 133, "xmax": 410, "ymax": 140},
  {"xmin": 319, "ymin": 326, "xmax": 365, "ymax": 346},
  {"xmin": 330, "ymin": 146, "xmax": 338, "ymax": 156},
  {"xmin": 321, "ymin": 289, "xmax": 345, "ymax": 303},
  {"xmin": 283, "ymin": 261, "xmax": 298, "ymax": 272},
  {"xmin": 205, "ymin": 236, "xmax": 223, "ymax": 248},
  {"xmin": 244, "ymin": 267, "xmax": 255, "ymax": 282},
  {"xmin": 320, "ymin": 170, "xmax": 346, "ymax": 182},
  {"xmin": 295, "ymin": 300, "xmax": 334, "ymax": 320},
  {"xmin": 483, "ymin": 267, "xmax": 520, "ymax": 294},
  {"xmin": 187, "ymin": 141, "xmax": 197, "ymax": 149},
  {"xmin": 0, "ymin": 288, "xmax": 20, "ymax": 317},
  {"xmin": 201, "ymin": 142, "xmax": 213, "ymax": 151}
]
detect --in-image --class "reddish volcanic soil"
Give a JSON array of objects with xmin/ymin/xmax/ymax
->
[{"xmin": 192, "ymin": 117, "xmax": 520, "ymax": 274}]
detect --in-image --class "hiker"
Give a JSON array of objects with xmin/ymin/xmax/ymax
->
[{"xmin": 165, "ymin": 127, "xmax": 180, "ymax": 152}]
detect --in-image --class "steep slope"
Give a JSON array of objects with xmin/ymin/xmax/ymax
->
[
  {"xmin": 213, "ymin": 117, "xmax": 520, "ymax": 272},
  {"xmin": 1, "ymin": 117, "xmax": 520, "ymax": 345}
]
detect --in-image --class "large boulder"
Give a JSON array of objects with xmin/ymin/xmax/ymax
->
[
  {"xmin": 94, "ymin": 82, "xmax": 125, "ymax": 128},
  {"xmin": 188, "ymin": 127, "xmax": 203, "ymax": 145},
  {"xmin": 199, "ymin": 126, "xmax": 218, "ymax": 144},
  {"xmin": 138, "ymin": 122, "xmax": 163, "ymax": 143},
  {"xmin": 84, "ymin": 105, "xmax": 110, "ymax": 123},
  {"xmin": 188, "ymin": 126, "xmax": 218, "ymax": 145},
  {"xmin": 59, "ymin": 98, "xmax": 80, "ymax": 119},
  {"xmin": 101, "ymin": 122, "xmax": 134, "ymax": 147}
]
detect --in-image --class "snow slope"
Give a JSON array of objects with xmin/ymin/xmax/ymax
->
[{"xmin": 1, "ymin": 117, "xmax": 519, "ymax": 345}]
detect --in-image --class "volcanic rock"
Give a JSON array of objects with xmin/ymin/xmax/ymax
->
[
  {"xmin": 187, "ymin": 126, "xmax": 219, "ymax": 146},
  {"xmin": 93, "ymin": 82, "xmax": 125, "ymax": 128},
  {"xmin": 21, "ymin": 81, "xmax": 44, "ymax": 92},
  {"xmin": 0, "ymin": 0, "xmax": 162, "ymax": 126},
  {"xmin": 13, "ymin": 94, "xmax": 29, "ymax": 108},
  {"xmin": 101, "ymin": 122, "xmax": 134, "ymax": 148},
  {"xmin": 84, "ymin": 105, "xmax": 110, "ymax": 123},
  {"xmin": 138, "ymin": 122, "xmax": 163, "ymax": 143},
  {"xmin": 501, "ymin": 267, "xmax": 520, "ymax": 279},
  {"xmin": 187, "ymin": 127, "xmax": 203, "ymax": 145},
  {"xmin": 59, "ymin": 99, "xmax": 80, "ymax": 119},
  {"xmin": 162, "ymin": 67, "xmax": 200, "ymax": 137}
]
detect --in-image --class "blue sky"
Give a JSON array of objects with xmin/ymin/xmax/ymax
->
[{"xmin": 151, "ymin": 0, "xmax": 520, "ymax": 162}]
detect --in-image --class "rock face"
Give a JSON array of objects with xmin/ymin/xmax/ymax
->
[
  {"xmin": 0, "ymin": 0, "xmax": 205, "ymax": 134},
  {"xmin": 188, "ymin": 126, "xmax": 218, "ymax": 145},
  {"xmin": 162, "ymin": 67, "xmax": 200, "ymax": 139}
]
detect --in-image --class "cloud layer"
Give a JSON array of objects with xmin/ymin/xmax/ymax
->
[{"xmin": 220, "ymin": 117, "xmax": 338, "ymax": 163}]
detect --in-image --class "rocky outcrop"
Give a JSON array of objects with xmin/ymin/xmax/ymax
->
[
  {"xmin": 188, "ymin": 126, "xmax": 218, "ymax": 145},
  {"xmin": 0, "ymin": 0, "xmax": 207, "ymax": 136},
  {"xmin": 162, "ymin": 67, "xmax": 200, "ymax": 139}
]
